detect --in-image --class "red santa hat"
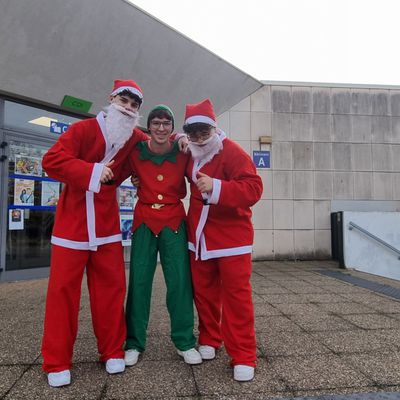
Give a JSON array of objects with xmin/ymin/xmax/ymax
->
[
  {"xmin": 110, "ymin": 79, "xmax": 143, "ymax": 100},
  {"xmin": 184, "ymin": 98, "xmax": 217, "ymax": 127}
]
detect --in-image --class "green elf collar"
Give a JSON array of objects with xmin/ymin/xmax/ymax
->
[{"xmin": 137, "ymin": 140, "xmax": 179, "ymax": 165}]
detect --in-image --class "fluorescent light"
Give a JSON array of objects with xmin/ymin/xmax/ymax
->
[{"xmin": 28, "ymin": 117, "xmax": 58, "ymax": 127}]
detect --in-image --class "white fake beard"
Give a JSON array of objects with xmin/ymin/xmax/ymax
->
[
  {"xmin": 188, "ymin": 133, "xmax": 223, "ymax": 165},
  {"xmin": 104, "ymin": 103, "xmax": 140, "ymax": 150}
]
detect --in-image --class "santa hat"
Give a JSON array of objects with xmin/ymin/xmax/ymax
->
[
  {"xmin": 184, "ymin": 99, "xmax": 217, "ymax": 127},
  {"xmin": 110, "ymin": 79, "xmax": 143, "ymax": 100}
]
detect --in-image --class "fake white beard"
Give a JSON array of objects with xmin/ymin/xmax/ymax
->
[
  {"xmin": 188, "ymin": 133, "xmax": 223, "ymax": 165},
  {"xmin": 104, "ymin": 103, "xmax": 140, "ymax": 150}
]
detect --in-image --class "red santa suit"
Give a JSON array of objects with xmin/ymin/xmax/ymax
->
[
  {"xmin": 187, "ymin": 130, "xmax": 263, "ymax": 368},
  {"xmin": 41, "ymin": 111, "xmax": 148, "ymax": 373}
]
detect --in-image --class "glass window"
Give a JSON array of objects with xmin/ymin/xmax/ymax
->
[{"xmin": 4, "ymin": 101, "xmax": 81, "ymax": 135}]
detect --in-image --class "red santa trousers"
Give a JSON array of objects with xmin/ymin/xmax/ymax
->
[
  {"xmin": 190, "ymin": 252, "xmax": 256, "ymax": 367},
  {"xmin": 41, "ymin": 243, "xmax": 126, "ymax": 373}
]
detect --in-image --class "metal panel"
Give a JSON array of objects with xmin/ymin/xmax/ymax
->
[{"xmin": 0, "ymin": 0, "xmax": 262, "ymax": 127}]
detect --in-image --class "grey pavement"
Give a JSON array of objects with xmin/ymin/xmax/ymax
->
[{"xmin": 2, "ymin": 261, "xmax": 400, "ymax": 399}]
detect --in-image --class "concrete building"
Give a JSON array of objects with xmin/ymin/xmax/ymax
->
[
  {"xmin": 1, "ymin": 0, "xmax": 400, "ymax": 280},
  {"xmin": 220, "ymin": 83, "xmax": 400, "ymax": 260}
]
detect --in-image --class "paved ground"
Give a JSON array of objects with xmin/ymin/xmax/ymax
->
[{"xmin": 2, "ymin": 260, "xmax": 400, "ymax": 399}]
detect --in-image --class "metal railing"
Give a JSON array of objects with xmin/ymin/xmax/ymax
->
[{"xmin": 348, "ymin": 221, "xmax": 400, "ymax": 260}]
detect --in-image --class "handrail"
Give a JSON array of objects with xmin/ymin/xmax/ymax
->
[{"xmin": 348, "ymin": 221, "xmax": 400, "ymax": 260}]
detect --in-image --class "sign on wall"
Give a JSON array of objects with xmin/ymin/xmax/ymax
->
[
  {"xmin": 50, "ymin": 121, "xmax": 69, "ymax": 134},
  {"xmin": 253, "ymin": 150, "xmax": 270, "ymax": 169}
]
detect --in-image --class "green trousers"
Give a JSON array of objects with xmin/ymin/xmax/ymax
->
[{"xmin": 125, "ymin": 221, "xmax": 196, "ymax": 352}]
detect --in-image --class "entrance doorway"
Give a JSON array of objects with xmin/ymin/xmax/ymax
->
[{"xmin": 0, "ymin": 99, "xmax": 82, "ymax": 281}]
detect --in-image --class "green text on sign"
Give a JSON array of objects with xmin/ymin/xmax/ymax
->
[{"xmin": 61, "ymin": 96, "xmax": 92, "ymax": 113}]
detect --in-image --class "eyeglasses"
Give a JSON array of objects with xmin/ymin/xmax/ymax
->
[
  {"xmin": 150, "ymin": 121, "xmax": 173, "ymax": 128},
  {"xmin": 187, "ymin": 131, "xmax": 212, "ymax": 142}
]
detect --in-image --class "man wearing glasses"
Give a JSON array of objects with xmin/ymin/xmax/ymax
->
[
  {"xmin": 123, "ymin": 105, "xmax": 202, "ymax": 367},
  {"xmin": 183, "ymin": 99, "xmax": 263, "ymax": 381}
]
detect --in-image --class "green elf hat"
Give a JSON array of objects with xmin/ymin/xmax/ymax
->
[{"xmin": 147, "ymin": 104, "xmax": 175, "ymax": 130}]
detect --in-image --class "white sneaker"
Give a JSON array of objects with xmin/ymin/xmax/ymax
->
[
  {"xmin": 124, "ymin": 349, "xmax": 140, "ymax": 366},
  {"xmin": 47, "ymin": 369, "xmax": 71, "ymax": 387},
  {"xmin": 105, "ymin": 358, "xmax": 125, "ymax": 374},
  {"xmin": 198, "ymin": 345, "xmax": 216, "ymax": 360},
  {"xmin": 234, "ymin": 365, "xmax": 254, "ymax": 381},
  {"xmin": 177, "ymin": 348, "xmax": 202, "ymax": 364}
]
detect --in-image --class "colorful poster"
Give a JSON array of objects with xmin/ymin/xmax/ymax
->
[
  {"xmin": 14, "ymin": 179, "xmax": 35, "ymax": 205},
  {"xmin": 120, "ymin": 214, "xmax": 133, "ymax": 246},
  {"xmin": 9, "ymin": 209, "xmax": 24, "ymax": 230},
  {"xmin": 119, "ymin": 187, "xmax": 136, "ymax": 210},
  {"xmin": 14, "ymin": 155, "xmax": 42, "ymax": 177},
  {"xmin": 41, "ymin": 181, "xmax": 60, "ymax": 206}
]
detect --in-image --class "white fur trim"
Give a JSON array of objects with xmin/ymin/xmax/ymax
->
[
  {"xmin": 51, "ymin": 234, "xmax": 122, "ymax": 251},
  {"xmin": 201, "ymin": 245, "xmax": 253, "ymax": 260},
  {"xmin": 208, "ymin": 179, "xmax": 221, "ymax": 204},
  {"xmin": 188, "ymin": 242, "xmax": 195, "ymax": 252},
  {"xmin": 111, "ymin": 86, "xmax": 143, "ymax": 99},
  {"xmin": 89, "ymin": 163, "xmax": 103, "ymax": 193},
  {"xmin": 185, "ymin": 115, "xmax": 216, "ymax": 127},
  {"xmin": 86, "ymin": 191, "xmax": 97, "ymax": 248}
]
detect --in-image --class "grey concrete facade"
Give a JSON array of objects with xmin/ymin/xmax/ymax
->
[{"xmin": 217, "ymin": 83, "xmax": 400, "ymax": 260}]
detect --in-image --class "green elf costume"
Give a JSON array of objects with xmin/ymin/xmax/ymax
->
[{"xmin": 124, "ymin": 105, "xmax": 201, "ymax": 366}]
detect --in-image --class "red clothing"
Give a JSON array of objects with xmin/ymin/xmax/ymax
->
[
  {"xmin": 41, "ymin": 243, "xmax": 126, "ymax": 372},
  {"xmin": 128, "ymin": 141, "xmax": 189, "ymax": 234},
  {"xmin": 186, "ymin": 135, "xmax": 263, "ymax": 260},
  {"xmin": 42, "ymin": 112, "xmax": 148, "ymax": 249},
  {"xmin": 190, "ymin": 253, "xmax": 256, "ymax": 367},
  {"xmin": 187, "ymin": 131, "xmax": 263, "ymax": 368}
]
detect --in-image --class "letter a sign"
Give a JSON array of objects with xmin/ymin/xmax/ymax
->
[{"xmin": 253, "ymin": 151, "xmax": 270, "ymax": 169}]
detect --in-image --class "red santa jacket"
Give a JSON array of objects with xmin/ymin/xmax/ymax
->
[
  {"xmin": 128, "ymin": 140, "xmax": 189, "ymax": 235},
  {"xmin": 42, "ymin": 112, "xmax": 148, "ymax": 250},
  {"xmin": 186, "ymin": 132, "xmax": 263, "ymax": 260}
]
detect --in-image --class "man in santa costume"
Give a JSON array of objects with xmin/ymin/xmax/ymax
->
[
  {"xmin": 183, "ymin": 99, "xmax": 263, "ymax": 381},
  {"xmin": 124, "ymin": 105, "xmax": 202, "ymax": 367},
  {"xmin": 41, "ymin": 79, "xmax": 148, "ymax": 387}
]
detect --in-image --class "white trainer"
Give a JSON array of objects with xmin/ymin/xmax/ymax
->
[
  {"xmin": 233, "ymin": 365, "xmax": 254, "ymax": 381},
  {"xmin": 198, "ymin": 345, "xmax": 216, "ymax": 360},
  {"xmin": 47, "ymin": 369, "xmax": 71, "ymax": 387},
  {"xmin": 105, "ymin": 358, "xmax": 125, "ymax": 374},
  {"xmin": 177, "ymin": 348, "xmax": 202, "ymax": 364},
  {"xmin": 124, "ymin": 349, "xmax": 141, "ymax": 366}
]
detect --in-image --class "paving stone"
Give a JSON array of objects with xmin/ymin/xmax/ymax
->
[
  {"xmin": 314, "ymin": 302, "xmax": 377, "ymax": 315},
  {"xmin": 192, "ymin": 356, "xmax": 285, "ymax": 396},
  {"xmin": 0, "ymin": 366, "xmax": 26, "ymax": 398},
  {"xmin": 273, "ymin": 303, "xmax": 324, "ymax": 316},
  {"xmin": 258, "ymin": 331, "xmax": 332, "ymax": 357},
  {"xmin": 291, "ymin": 388, "xmax": 400, "ymax": 399},
  {"xmin": 255, "ymin": 315, "xmax": 304, "ymax": 333},
  {"xmin": 253, "ymin": 302, "xmax": 283, "ymax": 317},
  {"xmin": 270, "ymin": 354, "xmax": 372, "ymax": 390},
  {"xmin": 343, "ymin": 351, "xmax": 400, "ymax": 385},
  {"xmin": 289, "ymin": 314, "xmax": 357, "ymax": 332},
  {"xmin": 104, "ymin": 360, "xmax": 197, "ymax": 399},
  {"xmin": 5, "ymin": 364, "xmax": 105, "ymax": 400},
  {"xmin": 340, "ymin": 314, "xmax": 400, "ymax": 330},
  {"xmin": 311, "ymin": 330, "xmax": 398, "ymax": 353}
]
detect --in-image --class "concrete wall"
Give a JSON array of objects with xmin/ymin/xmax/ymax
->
[{"xmin": 217, "ymin": 83, "xmax": 400, "ymax": 260}]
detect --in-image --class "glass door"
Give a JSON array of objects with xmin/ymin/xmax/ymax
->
[
  {"xmin": 0, "ymin": 99, "xmax": 83, "ymax": 281},
  {"xmin": 1, "ymin": 132, "xmax": 58, "ymax": 280}
]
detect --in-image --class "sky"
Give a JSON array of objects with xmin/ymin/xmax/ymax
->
[{"xmin": 129, "ymin": 0, "xmax": 400, "ymax": 86}]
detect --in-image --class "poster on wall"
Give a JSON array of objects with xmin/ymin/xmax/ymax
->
[
  {"xmin": 9, "ymin": 209, "xmax": 24, "ymax": 230},
  {"xmin": 41, "ymin": 181, "xmax": 60, "ymax": 206},
  {"xmin": 14, "ymin": 155, "xmax": 42, "ymax": 177},
  {"xmin": 14, "ymin": 179, "xmax": 35, "ymax": 205},
  {"xmin": 119, "ymin": 187, "xmax": 136, "ymax": 210},
  {"xmin": 120, "ymin": 214, "xmax": 133, "ymax": 246}
]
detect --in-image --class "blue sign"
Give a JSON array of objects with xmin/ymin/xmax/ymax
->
[
  {"xmin": 50, "ymin": 121, "xmax": 69, "ymax": 134},
  {"xmin": 253, "ymin": 151, "xmax": 270, "ymax": 169}
]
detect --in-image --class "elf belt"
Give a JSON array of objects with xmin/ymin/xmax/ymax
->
[{"xmin": 151, "ymin": 203, "xmax": 165, "ymax": 210}]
